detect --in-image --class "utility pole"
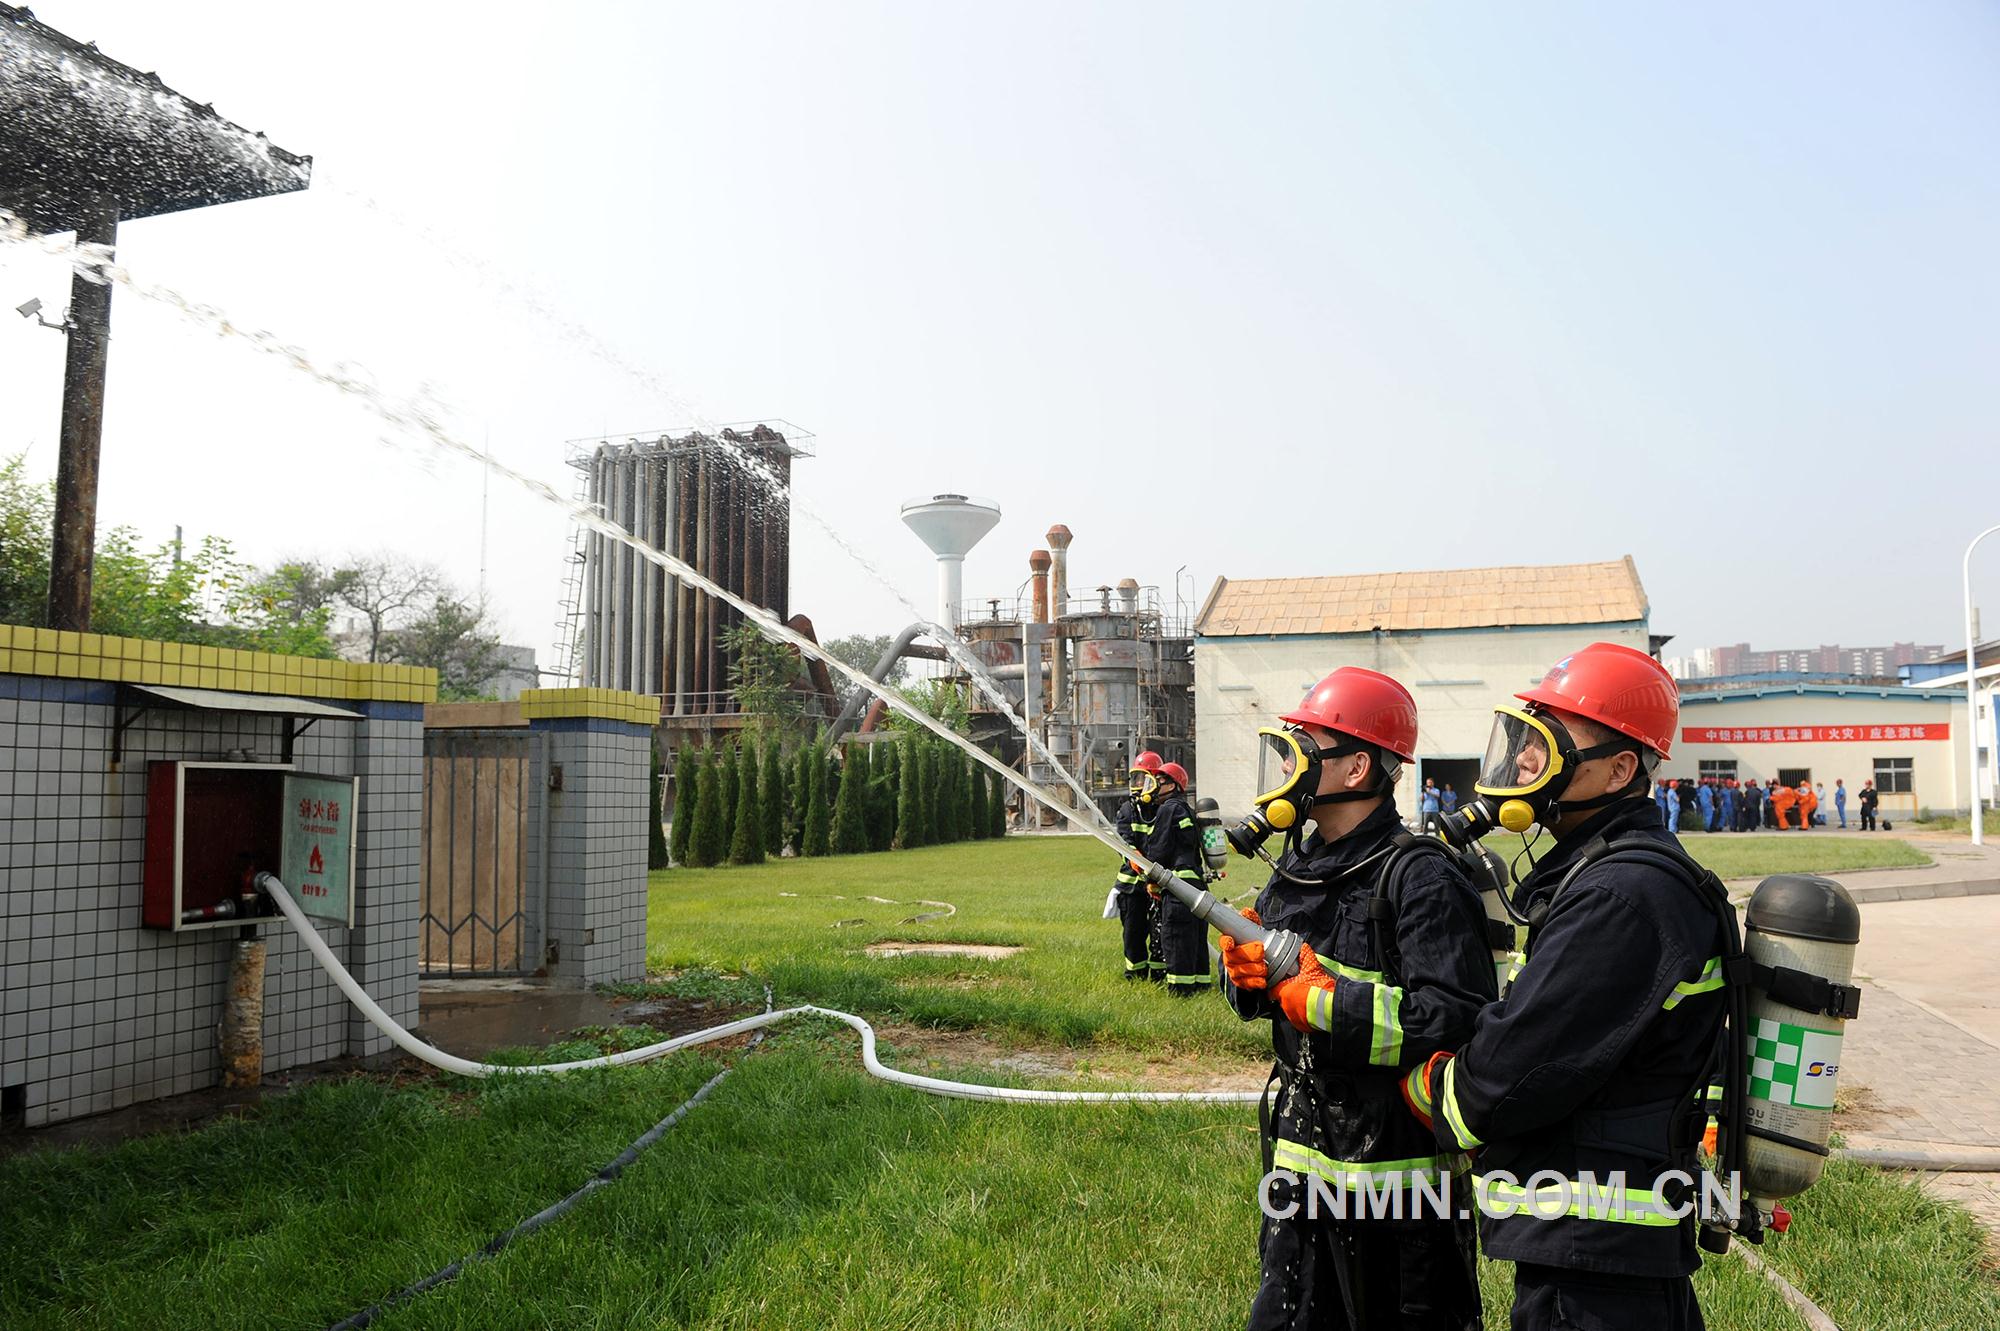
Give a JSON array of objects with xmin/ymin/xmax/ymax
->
[
  {"xmin": 1965, "ymin": 524, "xmax": 2000, "ymax": 846},
  {"xmin": 45, "ymin": 200, "xmax": 117, "ymax": 631}
]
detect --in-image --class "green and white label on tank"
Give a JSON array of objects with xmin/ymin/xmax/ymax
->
[{"xmin": 1748, "ymin": 1019, "xmax": 1842, "ymax": 1111}]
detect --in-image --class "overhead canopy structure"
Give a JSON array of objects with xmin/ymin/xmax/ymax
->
[
  {"xmin": 0, "ymin": 3, "xmax": 310, "ymax": 231},
  {"xmin": 0, "ymin": 3, "xmax": 310, "ymax": 634}
]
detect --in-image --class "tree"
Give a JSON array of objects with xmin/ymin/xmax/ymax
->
[
  {"xmin": 925, "ymin": 742, "xmax": 948, "ymax": 846},
  {"xmin": 688, "ymin": 748, "xmax": 727, "ymax": 868},
  {"xmin": 336, "ymin": 555, "xmax": 440, "ymax": 663},
  {"xmin": 0, "ymin": 454, "xmax": 53, "ymax": 627},
  {"xmin": 896, "ymin": 678, "xmax": 970, "ymax": 733},
  {"xmin": 824, "ymin": 633, "xmax": 910, "ymax": 687},
  {"xmin": 935, "ymin": 744, "xmax": 958, "ymax": 844},
  {"xmin": 387, "ymin": 591, "xmax": 506, "ymax": 701},
  {"xmin": 866, "ymin": 741, "xmax": 897, "ymax": 851},
  {"xmin": 958, "ymin": 753, "xmax": 980, "ymax": 841},
  {"xmin": 894, "ymin": 734, "xmax": 919, "ymax": 850},
  {"xmin": 1, "ymin": 452, "xmax": 334, "ymax": 656},
  {"xmin": 969, "ymin": 764, "xmax": 989, "ymax": 841},
  {"xmin": 669, "ymin": 745, "xmax": 700, "ymax": 867},
  {"xmin": 802, "ymin": 737, "xmax": 832, "ymax": 857},
  {"xmin": 790, "ymin": 743, "xmax": 812, "ymax": 853},
  {"xmin": 648, "ymin": 743, "xmax": 669, "ymax": 870},
  {"xmin": 708, "ymin": 735, "xmax": 732, "ymax": 851},
  {"xmin": 729, "ymin": 741, "xmax": 764, "ymax": 865},
  {"xmin": 759, "ymin": 737, "xmax": 786, "ymax": 857},
  {"xmin": 990, "ymin": 764, "xmax": 1010, "ymax": 838},
  {"xmin": 724, "ymin": 620, "xmax": 805, "ymax": 725},
  {"xmin": 832, "ymin": 742, "xmax": 869, "ymax": 855}
]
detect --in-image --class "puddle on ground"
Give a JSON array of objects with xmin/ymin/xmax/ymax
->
[{"xmin": 864, "ymin": 941, "xmax": 1025, "ymax": 960}]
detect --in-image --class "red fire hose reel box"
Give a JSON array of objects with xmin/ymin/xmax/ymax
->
[{"xmin": 142, "ymin": 761, "xmax": 359, "ymax": 932}]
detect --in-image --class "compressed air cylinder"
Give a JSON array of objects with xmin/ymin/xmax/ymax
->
[
  {"xmin": 1193, "ymin": 798, "xmax": 1231, "ymax": 875},
  {"xmin": 1741, "ymin": 874, "xmax": 1860, "ymax": 1207}
]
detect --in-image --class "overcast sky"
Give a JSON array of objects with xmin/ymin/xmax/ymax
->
[{"xmin": 4, "ymin": 2, "xmax": 1997, "ymax": 668}]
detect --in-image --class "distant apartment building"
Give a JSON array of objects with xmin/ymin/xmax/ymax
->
[{"xmin": 1674, "ymin": 642, "xmax": 1945, "ymax": 681}]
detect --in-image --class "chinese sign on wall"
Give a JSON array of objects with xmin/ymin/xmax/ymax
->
[
  {"xmin": 1681, "ymin": 724, "xmax": 1950, "ymax": 744},
  {"xmin": 281, "ymin": 773, "xmax": 358, "ymax": 926}
]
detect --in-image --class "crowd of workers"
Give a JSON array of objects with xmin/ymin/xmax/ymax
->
[
  {"xmin": 1647, "ymin": 775, "xmax": 1883, "ymax": 832},
  {"xmin": 1109, "ymin": 643, "xmax": 1743, "ymax": 1330}
]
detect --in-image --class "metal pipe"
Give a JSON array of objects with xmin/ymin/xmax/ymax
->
[
  {"xmin": 1046, "ymin": 525, "xmax": 1072, "ymax": 711},
  {"xmin": 771, "ymin": 446, "xmax": 792, "ymax": 618},
  {"xmin": 581, "ymin": 457, "xmax": 601, "ymax": 686},
  {"xmin": 674, "ymin": 448, "xmax": 695, "ymax": 714},
  {"xmin": 693, "ymin": 442, "xmax": 711, "ymax": 701},
  {"xmin": 1029, "ymin": 549, "xmax": 1051, "ymax": 625},
  {"xmin": 611, "ymin": 455, "xmax": 631, "ymax": 690},
  {"xmin": 47, "ymin": 201, "xmax": 119, "ymax": 631},
  {"xmin": 827, "ymin": 621, "xmax": 935, "ymax": 743}
]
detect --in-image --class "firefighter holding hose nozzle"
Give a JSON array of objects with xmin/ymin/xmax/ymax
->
[
  {"xmin": 1142, "ymin": 761, "xmax": 1211, "ymax": 997},
  {"xmin": 1218, "ymin": 667, "xmax": 1495, "ymax": 1330},
  {"xmin": 1113, "ymin": 751, "xmax": 1168, "ymax": 982},
  {"xmin": 1398, "ymin": 643, "xmax": 1724, "ymax": 1330}
]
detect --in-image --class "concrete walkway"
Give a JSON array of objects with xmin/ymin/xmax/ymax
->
[
  {"xmin": 1718, "ymin": 831, "xmax": 2000, "ymax": 903},
  {"xmin": 1837, "ymin": 891, "xmax": 2000, "ymax": 1240}
]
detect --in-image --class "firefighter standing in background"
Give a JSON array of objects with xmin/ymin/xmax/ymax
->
[
  {"xmin": 1400, "ymin": 643, "xmax": 1724, "ymax": 1331},
  {"xmin": 1218, "ymin": 667, "xmax": 1495, "ymax": 1330},
  {"xmin": 1140, "ymin": 761, "xmax": 1210, "ymax": 996},
  {"xmin": 1114, "ymin": 751, "xmax": 1167, "ymax": 982}
]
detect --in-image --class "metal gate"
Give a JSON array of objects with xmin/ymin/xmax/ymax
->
[{"xmin": 420, "ymin": 728, "xmax": 540, "ymax": 976}]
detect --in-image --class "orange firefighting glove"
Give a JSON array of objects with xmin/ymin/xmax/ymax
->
[
  {"xmin": 1400, "ymin": 1051, "xmax": 1451, "ymax": 1134},
  {"xmin": 1217, "ymin": 909, "xmax": 1265, "ymax": 989},
  {"xmin": 1270, "ymin": 943, "xmax": 1336, "ymax": 1032}
]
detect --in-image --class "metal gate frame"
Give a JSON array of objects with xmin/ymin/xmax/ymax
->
[{"xmin": 420, "ymin": 728, "xmax": 545, "ymax": 977}]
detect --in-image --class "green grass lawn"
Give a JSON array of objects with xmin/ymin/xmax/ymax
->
[
  {"xmin": 1, "ymin": 839, "xmax": 1993, "ymax": 1329},
  {"xmin": 1486, "ymin": 830, "xmax": 1931, "ymax": 879}
]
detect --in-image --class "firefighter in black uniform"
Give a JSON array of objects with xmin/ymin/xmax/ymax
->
[
  {"xmin": 1400, "ymin": 643, "xmax": 1723, "ymax": 1331},
  {"xmin": 1141, "ymin": 761, "xmax": 1209, "ymax": 996},
  {"xmin": 1114, "ymin": 751, "xmax": 1167, "ymax": 982},
  {"xmin": 1217, "ymin": 667, "xmax": 1494, "ymax": 1330}
]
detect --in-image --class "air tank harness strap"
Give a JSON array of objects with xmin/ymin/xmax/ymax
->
[
  {"xmin": 1748, "ymin": 964, "xmax": 1862, "ymax": 1020},
  {"xmin": 1554, "ymin": 833, "xmax": 1764, "ymax": 1251}
]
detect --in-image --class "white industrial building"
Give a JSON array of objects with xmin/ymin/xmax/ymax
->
[
  {"xmin": 1193, "ymin": 558, "xmax": 1653, "ymax": 818},
  {"xmin": 1672, "ymin": 686, "xmax": 1969, "ymax": 825}
]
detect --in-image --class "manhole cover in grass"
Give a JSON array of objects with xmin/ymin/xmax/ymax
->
[{"xmin": 865, "ymin": 941, "xmax": 1025, "ymax": 960}]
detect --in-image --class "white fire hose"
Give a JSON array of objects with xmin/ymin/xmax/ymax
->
[{"xmin": 260, "ymin": 874, "xmax": 1260, "ymax": 1103}]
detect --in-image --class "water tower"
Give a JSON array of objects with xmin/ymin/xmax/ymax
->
[{"xmin": 901, "ymin": 494, "xmax": 1002, "ymax": 630}]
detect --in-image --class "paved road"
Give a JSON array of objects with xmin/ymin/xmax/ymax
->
[{"xmin": 1838, "ymin": 892, "xmax": 2000, "ymax": 1242}]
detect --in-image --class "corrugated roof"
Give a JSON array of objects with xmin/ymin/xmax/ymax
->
[
  {"xmin": 1195, "ymin": 556, "xmax": 1648, "ymax": 637},
  {"xmin": 1681, "ymin": 684, "xmax": 1950, "ymax": 704}
]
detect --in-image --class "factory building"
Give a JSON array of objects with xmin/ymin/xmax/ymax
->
[
  {"xmin": 1670, "ymin": 686, "xmax": 1968, "ymax": 825},
  {"xmin": 559, "ymin": 422, "xmax": 811, "ymax": 713},
  {"xmin": 931, "ymin": 522, "xmax": 1194, "ymax": 818},
  {"xmin": 1193, "ymin": 558, "xmax": 1653, "ymax": 818}
]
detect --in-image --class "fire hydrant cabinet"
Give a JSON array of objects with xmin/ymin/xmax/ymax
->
[{"xmin": 142, "ymin": 760, "xmax": 359, "ymax": 932}]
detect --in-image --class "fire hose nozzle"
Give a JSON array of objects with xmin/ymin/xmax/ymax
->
[{"xmin": 1142, "ymin": 861, "xmax": 1305, "ymax": 983}]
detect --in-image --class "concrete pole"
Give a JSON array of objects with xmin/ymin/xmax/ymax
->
[
  {"xmin": 47, "ymin": 202, "xmax": 119, "ymax": 631},
  {"xmin": 1965, "ymin": 523, "xmax": 2000, "ymax": 844}
]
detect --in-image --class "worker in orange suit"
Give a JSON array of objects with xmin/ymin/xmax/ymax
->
[
  {"xmin": 1795, "ymin": 781, "xmax": 1818, "ymax": 831},
  {"xmin": 1769, "ymin": 782, "xmax": 1797, "ymax": 830}
]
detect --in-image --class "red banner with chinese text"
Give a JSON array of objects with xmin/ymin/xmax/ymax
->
[{"xmin": 1681, "ymin": 724, "xmax": 1950, "ymax": 745}]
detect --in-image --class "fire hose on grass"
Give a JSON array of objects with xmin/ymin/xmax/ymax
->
[
  {"xmin": 259, "ymin": 873, "xmax": 1260, "ymax": 1103},
  {"xmin": 266, "ymin": 864, "xmax": 1853, "ymax": 1331}
]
